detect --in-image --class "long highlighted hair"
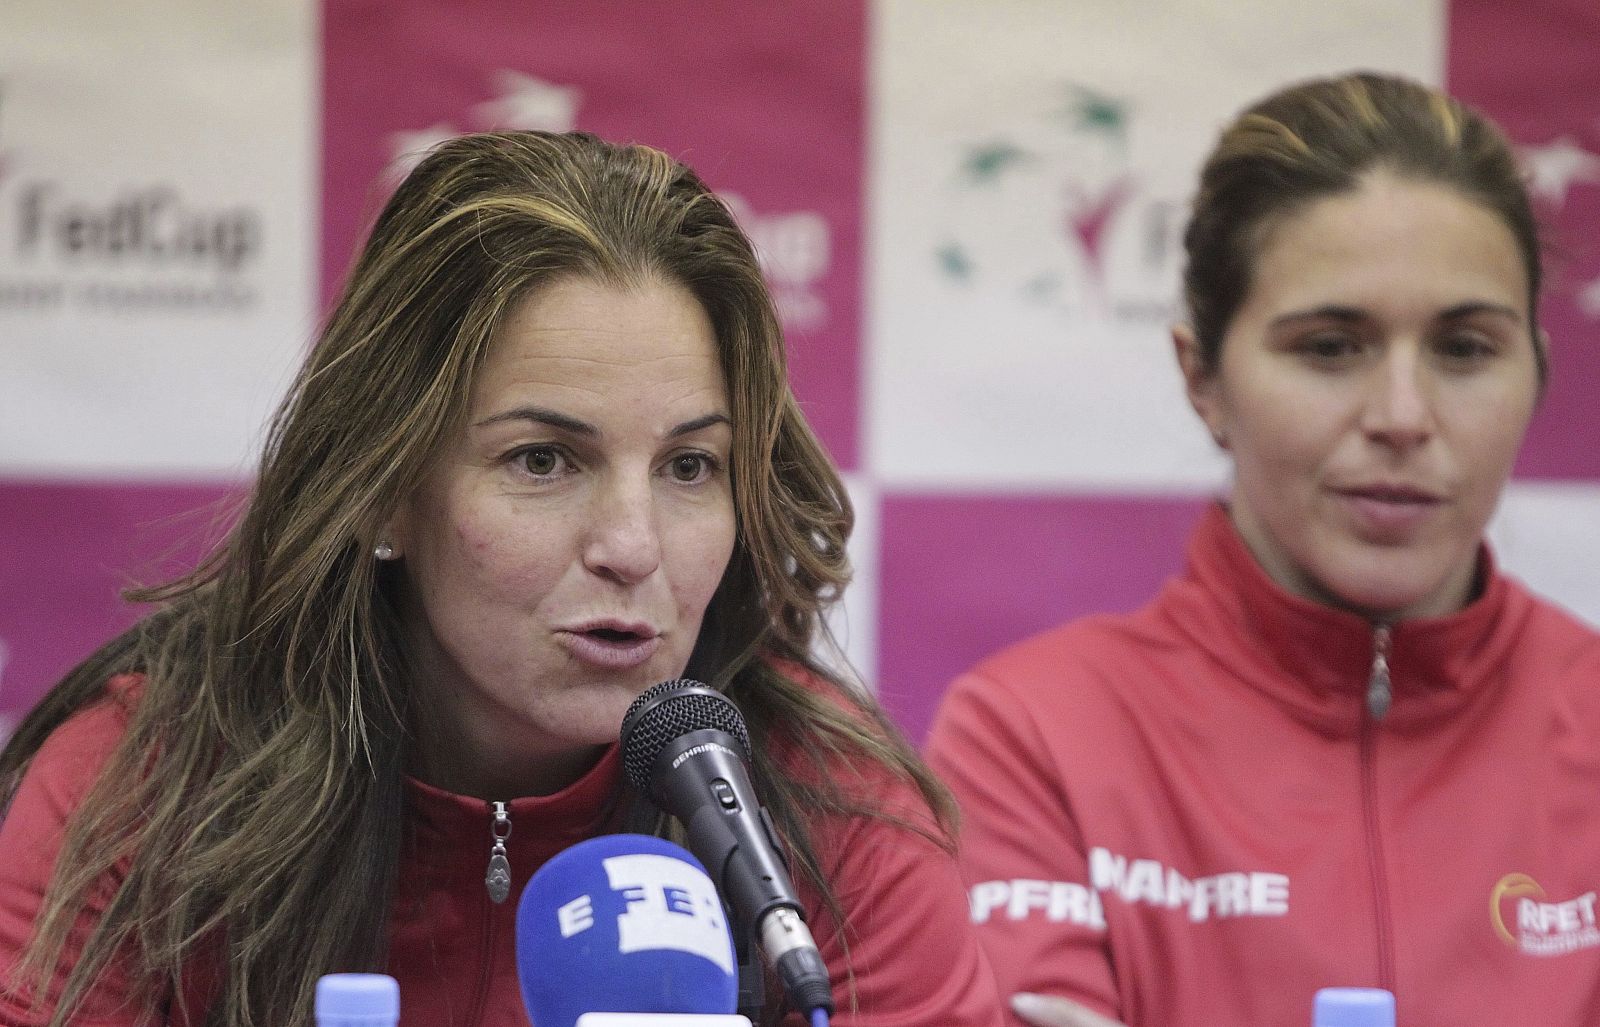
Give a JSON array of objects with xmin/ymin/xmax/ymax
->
[{"xmin": 1, "ymin": 132, "xmax": 951, "ymax": 1027}]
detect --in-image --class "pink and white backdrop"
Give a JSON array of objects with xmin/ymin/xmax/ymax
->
[{"xmin": 3, "ymin": 0, "xmax": 1598, "ymax": 744}]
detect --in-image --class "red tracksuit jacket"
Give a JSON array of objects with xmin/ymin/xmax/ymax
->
[
  {"xmin": 0, "ymin": 672, "xmax": 1001, "ymax": 1026},
  {"xmin": 928, "ymin": 504, "xmax": 1600, "ymax": 1026}
]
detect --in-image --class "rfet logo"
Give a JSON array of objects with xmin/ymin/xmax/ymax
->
[{"xmin": 1491, "ymin": 873, "xmax": 1600, "ymax": 956}]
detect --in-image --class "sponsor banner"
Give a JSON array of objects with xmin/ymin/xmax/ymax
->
[
  {"xmin": 0, "ymin": 480, "xmax": 235, "ymax": 727},
  {"xmin": 0, "ymin": 0, "xmax": 316, "ymax": 478},
  {"xmin": 5, "ymin": 0, "xmax": 1599, "ymax": 743},
  {"xmin": 321, "ymin": 0, "xmax": 865, "ymax": 468},
  {"xmin": 875, "ymin": 493, "xmax": 1207, "ymax": 741},
  {"xmin": 866, "ymin": 0, "xmax": 1444, "ymax": 490},
  {"xmin": 1446, "ymin": 0, "xmax": 1600, "ymax": 480}
]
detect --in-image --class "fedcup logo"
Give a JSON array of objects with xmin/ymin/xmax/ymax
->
[
  {"xmin": 385, "ymin": 70, "xmax": 583, "ymax": 186},
  {"xmin": 931, "ymin": 80, "xmax": 1179, "ymax": 321},
  {"xmin": 0, "ymin": 77, "xmax": 266, "ymax": 315},
  {"xmin": 1491, "ymin": 872, "xmax": 1600, "ymax": 956},
  {"xmin": 1518, "ymin": 137, "xmax": 1600, "ymax": 319},
  {"xmin": 381, "ymin": 71, "xmax": 832, "ymax": 336}
]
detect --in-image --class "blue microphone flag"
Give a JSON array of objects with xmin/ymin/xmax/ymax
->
[{"xmin": 517, "ymin": 833, "xmax": 740, "ymax": 1027}]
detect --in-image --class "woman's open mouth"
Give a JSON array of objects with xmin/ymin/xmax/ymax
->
[{"xmin": 557, "ymin": 622, "xmax": 662, "ymax": 669}]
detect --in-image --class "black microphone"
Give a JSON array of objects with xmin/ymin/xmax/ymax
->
[{"xmin": 620, "ymin": 679, "xmax": 834, "ymax": 1018}]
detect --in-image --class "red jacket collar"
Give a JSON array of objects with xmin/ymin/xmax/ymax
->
[
  {"xmin": 1158, "ymin": 503, "xmax": 1532, "ymax": 732},
  {"xmin": 403, "ymin": 745, "xmax": 625, "ymax": 875}
]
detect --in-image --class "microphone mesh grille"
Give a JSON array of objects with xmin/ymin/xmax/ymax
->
[{"xmin": 620, "ymin": 679, "xmax": 752, "ymax": 794}]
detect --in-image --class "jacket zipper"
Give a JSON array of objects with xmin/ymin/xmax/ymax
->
[
  {"xmin": 469, "ymin": 801, "xmax": 512, "ymax": 1026},
  {"xmin": 486, "ymin": 800, "xmax": 513, "ymax": 904},
  {"xmin": 1366, "ymin": 624, "xmax": 1392, "ymax": 720},
  {"xmin": 1360, "ymin": 624, "xmax": 1397, "ymax": 993}
]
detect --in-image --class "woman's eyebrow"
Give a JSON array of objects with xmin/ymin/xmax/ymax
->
[
  {"xmin": 668, "ymin": 413, "xmax": 732, "ymax": 438},
  {"xmin": 473, "ymin": 407, "xmax": 731, "ymax": 438},
  {"xmin": 1268, "ymin": 304, "xmax": 1367, "ymax": 328},
  {"xmin": 474, "ymin": 406, "xmax": 598, "ymax": 435},
  {"xmin": 1438, "ymin": 301, "xmax": 1523, "ymax": 324}
]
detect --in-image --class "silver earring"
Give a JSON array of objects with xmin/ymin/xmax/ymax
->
[{"xmin": 374, "ymin": 539, "xmax": 396, "ymax": 561}]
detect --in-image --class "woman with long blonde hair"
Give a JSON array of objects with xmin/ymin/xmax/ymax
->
[{"xmin": 0, "ymin": 131, "xmax": 1002, "ymax": 1027}]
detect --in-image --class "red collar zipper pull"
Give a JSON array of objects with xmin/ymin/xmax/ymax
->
[
  {"xmin": 1367, "ymin": 624, "xmax": 1392, "ymax": 721},
  {"xmin": 486, "ymin": 801, "xmax": 512, "ymax": 904}
]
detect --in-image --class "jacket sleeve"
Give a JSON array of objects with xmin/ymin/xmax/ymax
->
[
  {"xmin": 785, "ymin": 764, "xmax": 1006, "ymax": 1027},
  {"xmin": 0, "ymin": 694, "xmax": 156, "ymax": 1026},
  {"xmin": 925, "ymin": 669, "xmax": 1122, "ymax": 1023}
]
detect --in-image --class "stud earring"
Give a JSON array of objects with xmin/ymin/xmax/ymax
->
[{"xmin": 374, "ymin": 539, "xmax": 396, "ymax": 561}]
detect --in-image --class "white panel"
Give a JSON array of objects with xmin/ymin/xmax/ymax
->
[
  {"xmin": 867, "ymin": 0, "xmax": 1447, "ymax": 490},
  {"xmin": 0, "ymin": 0, "xmax": 317, "ymax": 479},
  {"xmin": 1489, "ymin": 481, "xmax": 1600, "ymax": 627},
  {"xmin": 819, "ymin": 473, "xmax": 878, "ymax": 691}
]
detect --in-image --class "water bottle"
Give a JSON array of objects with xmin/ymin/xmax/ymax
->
[
  {"xmin": 1313, "ymin": 987, "xmax": 1395, "ymax": 1027},
  {"xmin": 315, "ymin": 973, "xmax": 400, "ymax": 1027}
]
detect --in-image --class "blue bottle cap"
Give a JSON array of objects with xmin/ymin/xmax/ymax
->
[
  {"xmin": 1313, "ymin": 987, "xmax": 1395, "ymax": 1027},
  {"xmin": 315, "ymin": 973, "xmax": 400, "ymax": 1024}
]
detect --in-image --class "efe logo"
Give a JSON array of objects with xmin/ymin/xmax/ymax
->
[{"xmin": 556, "ymin": 852, "xmax": 734, "ymax": 974}]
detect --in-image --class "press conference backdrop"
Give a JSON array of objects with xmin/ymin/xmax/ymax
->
[{"xmin": 3, "ymin": 0, "xmax": 1598, "ymax": 743}]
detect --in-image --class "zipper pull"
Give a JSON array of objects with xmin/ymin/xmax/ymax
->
[
  {"xmin": 486, "ymin": 801, "xmax": 512, "ymax": 904},
  {"xmin": 1366, "ymin": 623, "xmax": 1392, "ymax": 721}
]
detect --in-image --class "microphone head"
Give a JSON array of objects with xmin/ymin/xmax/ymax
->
[
  {"xmin": 619, "ymin": 679, "xmax": 752, "ymax": 796},
  {"xmin": 516, "ymin": 833, "xmax": 738, "ymax": 1027}
]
